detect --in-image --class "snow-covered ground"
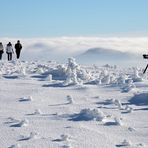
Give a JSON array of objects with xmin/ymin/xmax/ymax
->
[{"xmin": 0, "ymin": 58, "xmax": 148, "ymax": 148}]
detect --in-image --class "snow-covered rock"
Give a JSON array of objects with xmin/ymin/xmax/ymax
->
[{"xmin": 71, "ymin": 108, "xmax": 105, "ymax": 121}]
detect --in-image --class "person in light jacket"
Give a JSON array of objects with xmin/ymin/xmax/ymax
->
[
  {"xmin": 0, "ymin": 42, "xmax": 4, "ymax": 60},
  {"xmin": 6, "ymin": 42, "xmax": 14, "ymax": 61}
]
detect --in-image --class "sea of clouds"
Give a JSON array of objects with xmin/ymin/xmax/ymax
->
[{"xmin": 0, "ymin": 37, "xmax": 148, "ymax": 62}]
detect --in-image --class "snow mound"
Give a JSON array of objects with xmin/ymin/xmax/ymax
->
[
  {"xmin": 60, "ymin": 134, "xmax": 70, "ymax": 141},
  {"xmin": 70, "ymin": 108, "xmax": 105, "ymax": 121},
  {"xmin": 18, "ymin": 119, "xmax": 29, "ymax": 127},
  {"xmin": 33, "ymin": 109, "xmax": 42, "ymax": 115},
  {"xmin": 128, "ymin": 93, "xmax": 148, "ymax": 106},
  {"xmin": 19, "ymin": 96, "xmax": 33, "ymax": 102},
  {"xmin": 120, "ymin": 139, "xmax": 131, "ymax": 146},
  {"xmin": 19, "ymin": 132, "xmax": 40, "ymax": 141},
  {"xmin": 114, "ymin": 117, "xmax": 123, "ymax": 126},
  {"xmin": 63, "ymin": 58, "xmax": 91, "ymax": 86},
  {"xmin": 11, "ymin": 119, "xmax": 29, "ymax": 127},
  {"xmin": 104, "ymin": 117, "xmax": 123, "ymax": 126}
]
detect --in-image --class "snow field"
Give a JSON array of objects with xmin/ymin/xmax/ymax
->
[{"xmin": 0, "ymin": 58, "xmax": 148, "ymax": 148}]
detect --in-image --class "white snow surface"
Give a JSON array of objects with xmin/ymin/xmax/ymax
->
[{"xmin": 0, "ymin": 59, "xmax": 148, "ymax": 148}]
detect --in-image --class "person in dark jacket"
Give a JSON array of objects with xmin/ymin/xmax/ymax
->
[
  {"xmin": 0, "ymin": 42, "xmax": 4, "ymax": 60},
  {"xmin": 15, "ymin": 40, "xmax": 22, "ymax": 59}
]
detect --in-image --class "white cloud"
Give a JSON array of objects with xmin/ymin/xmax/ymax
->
[{"xmin": 0, "ymin": 37, "xmax": 148, "ymax": 61}]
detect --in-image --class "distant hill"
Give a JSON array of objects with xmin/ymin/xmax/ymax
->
[{"xmin": 76, "ymin": 47, "xmax": 140, "ymax": 65}]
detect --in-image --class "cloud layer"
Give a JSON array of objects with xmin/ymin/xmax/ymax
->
[{"xmin": 0, "ymin": 37, "xmax": 148, "ymax": 61}]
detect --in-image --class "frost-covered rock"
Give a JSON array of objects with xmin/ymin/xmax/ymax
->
[
  {"xmin": 72, "ymin": 108, "xmax": 105, "ymax": 121},
  {"xmin": 64, "ymin": 58, "xmax": 80, "ymax": 85},
  {"xmin": 63, "ymin": 58, "xmax": 92, "ymax": 86}
]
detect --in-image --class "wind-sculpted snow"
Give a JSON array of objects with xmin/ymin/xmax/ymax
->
[{"xmin": 0, "ymin": 58, "xmax": 148, "ymax": 148}]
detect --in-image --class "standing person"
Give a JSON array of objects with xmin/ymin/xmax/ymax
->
[
  {"xmin": 15, "ymin": 40, "xmax": 22, "ymax": 59},
  {"xmin": 6, "ymin": 42, "xmax": 14, "ymax": 61},
  {"xmin": 0, "ymin": 42, "xmax": 4, "ymax": 60}
]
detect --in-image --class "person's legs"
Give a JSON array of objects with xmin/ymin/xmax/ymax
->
[
  {"xmin": 7, "ymin": 53, "xmax": 10, "ymax": 61},
  {"xmin": 7, "ymin": 53, "xmax": 12, "ymax": 61},
  {"xmin": 16, "ymin": 51, "xmax": 20, "ymax": 59},
  {"xmin": 10, "ymin": 53, "xmax": 12, "ymax": 60}
]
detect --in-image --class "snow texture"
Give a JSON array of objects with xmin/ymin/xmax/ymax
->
[{"xmin": 0, "ymin": 58, "xmax": 148, "ymax": 148}]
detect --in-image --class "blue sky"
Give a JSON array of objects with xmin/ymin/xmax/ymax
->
[{"xmin": 0, "ymin": 0, "xmax": 148, "ymax": 37}]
